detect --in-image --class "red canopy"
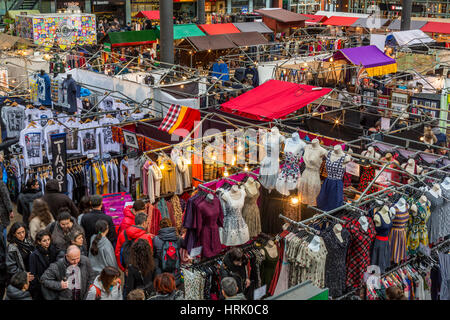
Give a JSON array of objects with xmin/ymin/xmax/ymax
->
[
  {"xmin": 302, "ymin": 14, "xmax": 327, "ymax": 24},
  {"xmin": 135, "ymin": 11, "xmax": 160, "ymax": 20},
  {"xmin": 322, "ymin": 16, "xmax": 360, "ymax": 27},
  {"xmin": 198, "ymin": 23, "xmax": 241, "ymax": 35},
  {"xmin": 221, "ymin": 80, "xmax": 332, "ymax": 121},
  {"xmin": 421, "ymin": 22, "xmax": 450, "ymax": 34}
]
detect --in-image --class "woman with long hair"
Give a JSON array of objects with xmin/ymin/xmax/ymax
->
[
  {"xmin": 88, "ymin": 219, "xmax": 117, "ymax": 275},
  {"xmin": 29, "ymin": 198, "xmax": 55, "ymax": 241},
  {"xmin": 29, "ymin": 230, "xmax": 57, "ymax": 300},
  {"xmin": 124, "ymin": 238, "xmax": 155, "ymax": 298},
  {"xmin": 6, "ymin": 222, "xmax": 35, "ymax": 283},
  {"xmin": 77, "ymin": 196, "xmax": 92, "ymax": 225},
  {"xmin": 86, "ymin": 266, "xmax": 122, "ymax": 300}
]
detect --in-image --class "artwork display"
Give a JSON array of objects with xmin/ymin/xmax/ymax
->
[{"xmin": 15, "ymin": 13, "xmax": 96, "ymax": 46}]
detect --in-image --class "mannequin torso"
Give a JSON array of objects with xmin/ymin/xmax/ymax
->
[
  {"xmin": 329, "ymin": 145, "xmax": 351, "ymax": 164},
  {"xmin": 244, "ymin": 177, "xmax": 259, "ymax": 196},
  {"xmin": 333, "ymin": 223, "xmax": 344, "ymax": 243}
]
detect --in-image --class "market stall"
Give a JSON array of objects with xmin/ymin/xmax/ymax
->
[{"xmin": 254, "ymin": 8, "xmax": 308, "ymax": 36}]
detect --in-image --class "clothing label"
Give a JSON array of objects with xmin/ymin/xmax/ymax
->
[
  {"xmin": 345, "ymin": 161, "xmax": 360, "ymax": 176},
  {"xmin": 381, "ymin": 117, "xmax": 390, "ymax": 131},
  {"xmin": 189, "ymin": 246, "xmax": 202, "ymax": 257},
  {"xmin": 254, "ymin": 285, "xmax": 266, "ymax": 300}
]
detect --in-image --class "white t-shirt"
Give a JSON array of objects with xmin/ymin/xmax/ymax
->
[
  {"xmin": 80, "ymin": 120, "xmax": 100, "ymax": 155},
  {"xmin": 43, "ymin": 123, "xmax": 63, "ymax": 160},
  {"xmin": 19, "ymin": 125, "xmax": 44, "ymax": 167},
  {"xmin": 98, "ymin": 117, "xmax": 120, "ymax": 153},
  {"xmin": 62, "ymin": 119, "xmax": 81, "ymax": 154}
]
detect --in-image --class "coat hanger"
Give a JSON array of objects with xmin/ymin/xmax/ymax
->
[{"xmin": 27, "ymin": 121, "xmax": 37, "ymax": 129}]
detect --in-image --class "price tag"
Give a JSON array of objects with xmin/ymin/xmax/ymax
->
[
  {"xmin": 346, "ymin": 161, "xmax": 360, "ymax": 177},
  {"xmin": 189, "ymin": 246, "xmax": 202, "ymax": 257},
  {"xmin": 381, "ymin": 117, "xmax": 390, "ymax": 131},
  {"xmin": 254, "ymin": 285, "xmax": 266, "ymax": 300},
  {"xmin": 375, "ymin": 170, "xmax": 392, "ymax": 185}
]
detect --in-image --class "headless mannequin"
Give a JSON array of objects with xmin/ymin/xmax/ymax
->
[
  {"xmin": 395, "ymin": 197, "xmax": 408, "ymax": 212},
  {"xmin": 260, "ymin": 239, "xmax": 278, "ymax": 259},
  {"xmin": 411, "ymin": 195, "xmax": 429, "ymax": 215},
  {"xmin": 224, "ymin": 184, "xmax": 242, "ymax": 201},
  {"xmin": 442, "ymin": 177, "xmax": 450, "ymax": 190},
  {"xmin": 429, "ymin": 183, "xmax": 442, "ymax": 198},
  {"xmin": 333, "ymin": 223, "xmax": 344, "ymax": 243},
  {"xmin": 359, "ymin": 216, "xmax": 369, "ymax": 232},
  {"xmin": 304, "ymin": 138, "xmax": 327, "ymax": 160},
  {"xmin": 402, "ymin": 159, "xmax": 423, "ymax": 175},
  {"xmin": 329, "ymin": 145, "xmax": 351, "ymax": 164},
  {"xmin": 361, "ymin": 146, "xmax": 381, "ymax": 161},
  {"xmin": 244, "ymin": 177, "xmax": 260, "ymax": 196},
  {"xmin": 374, "ymin": 205, "xmax": 391, "ymax": 227},
  {"xmin": 284, "ymin": 132, "xmax": 306, "ymax": 155}
]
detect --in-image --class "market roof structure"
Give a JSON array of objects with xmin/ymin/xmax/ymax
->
[
  {"xmin": 332, "ymin": 45, "xmax": 397, "ymax": 77},
  {"xmin": 134, "ymin": 10, "xmax": 160, "ymax": 20},
  {"xmin": 0, "ymin": 33, "xmax": 34, "ymax": 49},
  {"xmin": 187, "ymin": 34, "xmax": 237, "ymax": 51},
  {"xmin": 107, "ymin": 30, "xmax": 158, "ymax": 47},
  {"xmin": 421, "ymin": 22, "xmax": 450, "ymax": 34},
  {"xmin": 156, "ymin": 24, "xmax": 205, "ymax": 40},
  {"xmin": 254, "ymin": 8, "xmax": 308, "ymax": 23},
  {"xmin": 322, "ymin": 16, "xmax": 360, "ymax": 27},
  {"xmin": 387, "ymin": 19, "xmax": 428, "ymax": 30},
  {"xmin": 226, "ymin": 32, "xmax": 269, "ymax": 46},
  {"xmin": 301, "ymin": 14, "xmax": 327, "ymax": 24},
  {"xmin": 315, "ymin": 11, "xmax": 369, "ymax": 18},
  {"xmin": 388, "ymin": 29, "xmax": 435, "ymax": 46},
  {"xmin": 221, "ymin": 80, "xmax": 332, "ymax": 121},
  {"xmin": 232, "ymin": 22, "xmax": 273, "ymax": 34},
  {"xmin": 351, "ymin": 18, "xmax": 389, "ymax": 28},
  {"xmin": 198, "ymin": 23, "xmax": 241, "ymax": 35}
]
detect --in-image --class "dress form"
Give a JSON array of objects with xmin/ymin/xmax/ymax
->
[
  {"xmin": 245, "ymin": 177, "xmax": 259, "ymax": 195},
  {"xmin": 359, "ymin": 216, "xmax": 369, "ymax": 232},
  {"xmin": 333, "ymin": 223, "xmax": 344, "ymax": 243},
  {"xmin": 308, "ymin": 235, "xmax": 322, "ymax": 252},
  {"xmin": 361, "ymin": 146, "xmax": 381, "ymax": 161},
  {"xmin": 429, "ymin": 183, "xmax": 442, "ymax": 198},
  {"xmin": 260, "ymin": 240, "xmax": 278, "ymax": 259},
  {"xmin": 259, "ymin": 126, "xmax": 285, "ymax": 191},
  {"xmin": 374, "ymin": 205, "xmax": 391, "ymax": 227}
]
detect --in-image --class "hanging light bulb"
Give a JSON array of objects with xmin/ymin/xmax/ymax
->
[
  {"xmin": 224, "ymin": 169, "xmax": 229, "ymax": 177},
  {"xmin": 335, "ymin": 119, "xmax": 340, "ymax": 124},
  {"xmin": 244, "ymin": 164, "xmax": 249, "ymax": 171},
  {"xmin": 159, "ymin": 163, "xmax": 165, "ymax": 170},
  {"xmin": 237, "ymin": 145, "xmax": 243, "ymax": 152},
  {"xmin": 290, "ymin": 196, "xmax": 299, "ymax": 205}
]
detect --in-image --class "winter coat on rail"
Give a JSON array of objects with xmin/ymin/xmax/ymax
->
[{"xmin": 41, "ymin": 180, "xmax": 79, "ymax": 220}]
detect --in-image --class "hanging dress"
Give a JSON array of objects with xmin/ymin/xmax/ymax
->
[
  {"xmin": 316, "ymin": 151, "xmax": 346, "ymax": 211},
  {"xmin": 389, "ymin": 204, "xmax": 410, "ymax": 264},
  {"xmin": 275, "ymin": 151, "xmax": 302, "ymax": 196},
  {"xmin": 426, "ymin": 190, "xmax": 446, "ymax": 244},
  {"xmin": 242, "ymin": 182, "xmax": 262, "ymax": 239},
  {"xmin": 440, "ymin": 185, "xmax": 450, "ymax": 241},
  {"xmin": 298, "ymin": 146, "xmax": 324, "ymax": 206},
  {"xmin": 370, "ymin": 212, "xmax": 393, "ymax": 273},
  {"xmin": 260, "ymin": 246, "xmax": 279, "ymax": 288},
  {"xmin": 407, "ymin": 200, "xmax": 431, "ymax": 253},
  {"xmin": 259, "ymin": 134, "xmax": 281, "ymax": 190},
  {"xmin": 219, "ymin": 188, "xmax": 250, "ymax": 246},
  {"xmin": 358, "ymin": 161, "xmax": 377, "ymax": 195}
]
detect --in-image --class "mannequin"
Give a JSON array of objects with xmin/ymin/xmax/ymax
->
[
  {"xmin": 374, "ymin": 205, "xmax": 391, "ymax": 227},
  {"xmin": 402, "ymin": 159, "xmax": 423, "ymax": 175},
  {"xmin": 329, "ymin": 145, "xmax": 351, "ymax": 164},
  {"xmin": 359, "ymin": 216, "xmax": 369, "ymax": 232},
  {"xmin": 411, "ymin": 195, "xmax": 429, "ymax": 214},
  {"xmin": 333, "ymin": 223, "xmax": 344, "ymax": 243},
  {"xmin": 242, "ymin": 177, "xmax": 261, "ymax": 238},
  {"xmin": 225, "ymin": 184, "xmax": 242, "ymax": 201},
  {"xmin": 259, "ymin": 239, "xmax": 279, "ymax": 287},
  {"xmin": 260, "ymin": 239, "xmax": 278, "ymax": 259},
  {"xmin": 259, "ymin": 126, "xmax": 285, "ymax": 191},
  {"xmin": 276, "ymin": 132, "xmax": 306, "ymax": 195},
  {"xmin": 361, "ymin": 146, "xmax": 381, "ymax": 160},
  {"xmin": 244, "ymin": 177, "xmax": 259, "ymax": 196},
  {"xmin": 429, "ymin": 183, "xmax": 442, "ymax": 198}
]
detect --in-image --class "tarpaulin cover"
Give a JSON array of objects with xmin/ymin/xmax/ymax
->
[
  {"xmin": 301, "ymin": 14, "xmax": 327, "ymax": 24},
  {"xmin": 198, "ymin": 23, "xmax": 241, "ymax": 35},
  {"xmin": 233, "ymin": 22, "xmax": 273, "ymax": 33},
  {"xmin": 390, "ymin": 29, "xmax": 435, "ymax": 46},
  {"xmin": 221, "ymin": 80, "xmax": 332, "ymax": 121},
  {"xmin": 387, "ymin": 20, "xmax": 427, "ymax": 30},
  {"xmin": 254, "ymin": 8, "xmax": 308, "ymax": 23},
  {"xmin": 187, "ymin": 34, "xmax": 237, "ymax": 51},
  {"xmin": 135, "ymin": 10, "xmax": 160, "ymax": 20},
  {"xmin": 156, "ymin": 24, "xmax": 205, "ymax": 39},
  {"xmin": 421, "ymin": 22, "xmax": 450, "ymax": 34},
  {"xmin": 108, "ymin": 30, "xmax": 157, "ymax": 47},
  {"xmin": 226, "ymin": 32, "xmax": 269, "ymax": 46},
  {"xmin": 322, "ymin": 16, "xmax": 359, "ymax": 26},
  {"xmin": 333, "ymin": 45, "xmax": 396, "ymax": 68},
  {"xmin": 351, "ymin": 18, "xmax": 389, "ymax": 28}
]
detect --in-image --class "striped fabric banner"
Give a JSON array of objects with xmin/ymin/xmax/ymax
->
[{"xmin": 158, "ymin": 104, "xmax": 201, "ymax": 137}]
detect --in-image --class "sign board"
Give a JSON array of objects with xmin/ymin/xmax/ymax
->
[
  {"xmin": 50, "ymin": 133, "xmax": 67, "ymax": 193},
  {"xmin": 375, "ymin": 170, "xmax": 392, "ymax": 185},
  {"xmin": 346, "ymin": 161, "xmax": 360, "ymax": 177}
]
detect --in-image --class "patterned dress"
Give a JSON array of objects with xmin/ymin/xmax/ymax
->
[
  {"xmin": 241, "ymin": 183, "xmax": 262, "ymax": 238},
  {"xmin": 426, "ymin": 190, "xmax": 446, "ymax": 244},
  {"xmin": 389, "ymin": 205, "xmax": 410, "ymax": 264},
  {"xmin": 316, "ymin": 151, "xmax": 346, "ymax": 211},
  {"xmin": 276, "ymin": 151, "xmax": 302, "ymax": 196},
  {"xmin": 407, "ymin": 200, "xmax": 431, "ymax": 253},
  {"xmin": 298, "ymin": 145, "xmax": 324, "ymax": 206},
  {"xmin": 358, "ymin": 165, "xmax": 377, "ymax": 194},
  {"xmin": 219, "ymin": 188, "xmax": 250, "ymax": 246},
  {"xmin": 343, "ymin": 216, "xmax": 376, "ymax": 289}
]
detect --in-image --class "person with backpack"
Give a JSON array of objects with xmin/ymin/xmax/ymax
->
[
  {"xmin": 115, "ymin": 212, "xmax": 153, "ymax": 272},
  {"xmin": 124, "ymin": 238, "xmax": 155, "ymax": 298},
  {"xmin": 152, "ymin": 218, "xmax": 183, "ymax": 287},
  {"xmin": 86, "ymin": 266, "xmax": 122, "ymax": 300},
  {"xmin": 88, "ymin": 220, "xmax": 117, "ymax": 276},
  {"xmin": 118, "ymin": 200, "xmax": 146, "ymax": 235}
]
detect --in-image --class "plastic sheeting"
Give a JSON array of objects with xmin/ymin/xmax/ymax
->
[{"xmin": 390, "ymin": 29, "xmax": 435, "ymax": 46}]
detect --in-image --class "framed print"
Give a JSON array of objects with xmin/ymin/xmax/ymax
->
[{"xmin": 123, "ymin": 131, "xmax": 139, "ymax": 149}]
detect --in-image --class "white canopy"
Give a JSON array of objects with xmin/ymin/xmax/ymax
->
[{"xmin": 391, "ymin": 29, "xmax": 435, "ymax": 46}]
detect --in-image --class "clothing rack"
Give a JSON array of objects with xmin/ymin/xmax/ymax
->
[{"xmin": 278, "ymin": 214, "xmax": 321, "ymax": 235}]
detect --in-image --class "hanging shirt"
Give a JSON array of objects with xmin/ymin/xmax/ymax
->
[
  {"xmin": 43, "ymin": 122, "xmax": 63, "ymax": 160},
  {"xmin": 80, "ymin": 121, "xmax": 100, "ymax": 155},
  {"xmin": 19, "ymin": 125, "xmax": 44, "ymax": 167},
  {"xmin": 61, "ymin": 77, "xmax": 78, "ymax": 113},
  {"xmin": 98, "ymin": 117, "xmax": 120, "ymax": 153},
  {"xmin": 62, "ymin": 119, "xmax": 81, "ymax": 154},
  {"xmin": 37, "ymin": 73, "xmax": 52, "ymax": 106},
  {"xmin": 1, "ymin": 105, "xmax": 26, "ymax": 138}
]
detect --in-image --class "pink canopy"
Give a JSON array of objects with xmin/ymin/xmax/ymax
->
[{"xmin": 221, "ymin": 80, "xmax": 332, "ymax": 121}]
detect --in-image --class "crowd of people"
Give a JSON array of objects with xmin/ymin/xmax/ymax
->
[{"xmin": 0, "ymin": 177, "xmax": 248, "ymax": 300}]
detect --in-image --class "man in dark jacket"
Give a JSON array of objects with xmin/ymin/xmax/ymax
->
[
  {"xmin": 41, "ymin": 179, "xmax": 79, "ymax": 220},
  {"xmin": 80, "ymin": 195, "xmax": 117, "ymax": 250},
  {"xmin": 40, "ymin": 245, "xmax": 95, "ymax": 300},
  {"xmin": 46, "ymin": 211, "xmax": 87, "ymax": 255},
  {"xmin": 0, "ymin": 178, "xmax": 13, "ymax": 236},
  {"xmin": 17, "ymin": 178, "xmax": 42, "ymax": 224},
  {"xmin": 5, "ymin": 271, "xmax": 32, "ymax": 300},
  {"xmin": 152, "ymin": 218, "xmax": 183, "ymax": 286}
]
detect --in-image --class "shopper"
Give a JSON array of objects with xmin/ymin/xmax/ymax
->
[
  {"xmin": 77, "ymin": 196, "xmax": 92, "ymax": 225},
  {"xmin": 124, "ymin": 238, "xmax": 155, "ymax": 298},
  {"xmin": 69, "ymin": 229, "xmax": 88, "ymax": 256},
  {"xmin": 148, "ymin": 273, "xmax": 184, "ymax": 300},
  {"xmin": 41, "ymin": 179, "xmax": 79, "ymax": 220},
  {"xmin": 17, "ymin": 178, "xmax": 42, "ymax": 224},
  {"xmin": 219, "ymin": 247, "xmax": 250, "ymax": 295},
  {"xmin": 86, "ymin": 266, "xmax": 122, "ymax": 300},
  {"xmin": 118, "ymin": 199, "xmax": 146, "ymax": 234},
  {"xmin": 5, "ymin": 271, "xmax": 32, "ymax": 300},
  {"xmin": 152, "ymin": 218, "xmax": 182, "ymax": 286},
  {"xmin": 386, "ymin": 285, "xmax": 407, "ymax": 300},
  {"xmin": 0, "ymin": 176, "xmax": 13, "ymax": 240},
  {"xmin": 0, "ymin": 224, "xmax": 7, "ymax": 298},
  {"xmin": 115, "ymin": 212, "xmax": 153, "ymax": 271},
  {"xmin": 221, "ymin": 277, "xmax": 246, "ymax": 300},
  {"xmin": 126, "ymin": 288, "xmax": 145, "ymax": 300},
  {"xmin": 40, "ymin": 245, "xmax": 95, "ymax": 300},
  {"xmin": 81, "ymin": 195, "xmax": 117, "ymax": 250},
  {"xmin": 89, "ymin": 219, "xmax": 118, "ymax": 275},
  {"xmin": 28, "ymin": 198, "xmax": 55, "ymax": 241},
  {"xmin": 6, "ymin": 222, "xmax": 35, "ymax": 282},
  {"xmin": 46, "ymin": 211, "xmax": 86, "ymax": 254},
  {"xmin": 29, "ymin": 230, "xmax": 57, "ymax": 300}
]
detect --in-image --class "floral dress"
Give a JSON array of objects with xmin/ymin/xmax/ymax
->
[
  {"xmin": 275, "ymin": 151, "xmax": 302, "ymax": 196},
  {"xmin": 407, "ymin": 200, "xmax": 431, "ymax": 253},
  {"xmin": 219, "ymin": 188, "xmax": 250, "ymax": 246}
]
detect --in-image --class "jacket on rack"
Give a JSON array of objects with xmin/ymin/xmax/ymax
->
[
  {"xmin": 41, "ymin": 180, "xmax": 79, "ymax": 220},
  {"xmin": 115, "ymin": 225, "xmax": 154, "ymax": 271},
  {"xmin": 81, "ymin": 209, "xmax": 117, "ymax": 250}
]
